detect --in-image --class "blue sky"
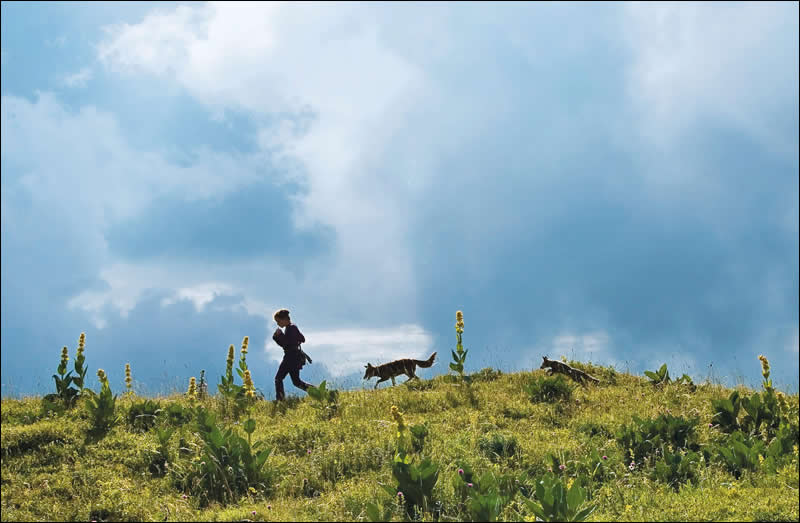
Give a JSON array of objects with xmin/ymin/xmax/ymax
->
[{"xmin": 2, "ymin": 1, "xmax": 798, "ymax": 398}]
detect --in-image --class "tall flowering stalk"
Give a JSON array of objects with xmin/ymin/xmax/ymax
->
[
  {"xmin": 187, "ymin": 377, "xmax": 197, "ymax": 403},
  {"xmin": 218, "ymin": 344, "xmax": 236, "ymax": 396},
  {"xmin": 73, "ymin": 332, "xmax": 88, "ymax": 391},
  {"xmin": 449, "ymin": 311, "xmax": 468, "ymax": 380},
  {"xmin": 243, "ymin": 370, "xmax": 256, "ymax": 398},
  {"xmin": 52, "ymin": 345, "xmax": 79, "ymax": 406},
  {"xmin": 86, "ymin": 368, "xmax": 119, "ymax": 434},
  {"xmin": 758, "ymin": 355, "xmax": 773, "ymax": 392},
  {"xmin": 236, "ymin": 336, "xmax": 250, "ymax": 380},
  {"xmin": 124, "ymin": 363, "xmax": 133, "ymax": 396},
  {"xmin": 198, "ymin": 369, "xmax": 208, "ymax": 400}
]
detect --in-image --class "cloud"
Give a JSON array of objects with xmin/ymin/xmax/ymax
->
[{"xmin": 61, "ymin": 67, "xmax": 93, "ymax": 88}]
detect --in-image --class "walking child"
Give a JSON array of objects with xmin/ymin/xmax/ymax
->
[{"xmin": 272, "ymin": 308, "xmax": 313, "ymax": 401}]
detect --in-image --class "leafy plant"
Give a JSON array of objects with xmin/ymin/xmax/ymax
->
[
  {"xmin": 715, "ymin": 430, "xmax": 767, "ymax": 479},
  {"xmin": 478, "ymin": 432, "xmax": 519, "ymax": 462},
  {"xmin": 174, "ymin": 407, "xmax": 275, "ymax": 506},
  {"xmin": 381, "ymin": 405, "xmax": 440, "ymax": 518},
  {"xmin": 84, "ymin": 369, "xmax": 120, "ymax": 436},
  {"xmin": 449, "ymin": 310, "xmax": 469, "ymax": 381},
  {"xmin": 525, "ymin": 374, "xmax": 575, "ymax": 403},
  {"xmin": 197, "ymin": 369, "xmax": 208, "ymax": 400},
  {"xmin": 306, "ymin": 380, "xmax": 339, "ymax": 420},
  {"xmin": 523, "ymin": 472, "xmax": 596, "ymax": 522},
  {"xmin": 711, "ymin": 390, "xmax": 742, "ymax": 433},
  {"xmin": 615, "ymin": 413, "xmax": 700, "ymax": 466},
  {"xmin": 50, "ymin": 334, "xmax": 88, "ymax": 407},
  {"xmin": 649, "ymin": 446, "xmax": 701, "ymax": 491},
  {"xmin": 409, "ymin": 423, "xmax": 429, "ymax": 454},
  {"xmin": 127, "ymin": 399, "xmax": 162, "ymax": 432},
  {"xmin": 452, "ymin": 463, "xmax": 522, "ymax": 522},
  {"xmin": 149, "ymin": 426, "xmax": 174, "ymax": 476},
  {"xmin": 644, "ymin": 363, "xmax": 670, "ymax": 386},
  {"xmin": 164, "ymin": 403, "xmax": 193, "ymax": 426}
]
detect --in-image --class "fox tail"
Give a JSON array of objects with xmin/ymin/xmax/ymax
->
[{"xmin": 415, "ymin": 352, "xmax": 437, "ymax": 368}]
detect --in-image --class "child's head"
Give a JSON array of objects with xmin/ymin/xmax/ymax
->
[{"xmin": 273, "ymin": 308, "xmax": 291, "ymax": 328}]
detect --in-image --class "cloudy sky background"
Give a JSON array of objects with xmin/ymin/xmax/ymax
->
[{"xmin": 2, "ymin": 1, "xmax": 798, "ymax": 397}]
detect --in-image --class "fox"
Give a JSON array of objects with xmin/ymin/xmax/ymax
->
[
  {"xmin": 363, "ymin": 352, "xmax": 437, "ymax": 389},
  {"xmin": 540, "ymin": 355, "xmax": 600, "ymax": 385}
]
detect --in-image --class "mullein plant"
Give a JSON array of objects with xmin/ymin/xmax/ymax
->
[
  {"xmin": 198, "ymin": 369, "xmax": 208, "ymax": 400},
  {"xmin": 449, "ymin": 311, "xmax": 469, "ymax": 381},
  {"xmin": 52, "ymin": 333, "xmax": 89, "ymax": 407},
  {"xmin": 124, "ymin": 363, "xmax": 134, "ymax": 397},
  {"xmin": 73, "ymin": 332, "xmax": 88, "ymax": 391},
  {"xmin": 236, "ymin": 336, "xmax": 250, "ymax": 380},
  {"xmin": 383, "ymin": 405, "xmax": 440, "ymax": 518},
  {"xmin": 218, "ymin": 344, "xmax": 237, "ymax": 396},
  {"xmin": 86, "ymin": 368, "xmax": 120, "ymax": 435},
  {"xmin": 187, "ymin": 377, "xmax": 198, "ymax": 405}
]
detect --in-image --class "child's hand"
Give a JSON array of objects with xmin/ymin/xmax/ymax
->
[{"xmin": 274, "ymin": 328, "xmax": 282, "ymax": 337}]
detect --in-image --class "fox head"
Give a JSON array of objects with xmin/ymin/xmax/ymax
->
[
  {"xmin": 363, "ymin": 363, "xmax": 376, "ymax": 380},
  {"xmin": 540, "ymin": 356, "xmax": 550, "ymax": 369}
]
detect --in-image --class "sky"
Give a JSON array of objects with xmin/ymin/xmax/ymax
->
[{"xmin": 1, "ymin": 1, "xmax": 798, "ymax": 398}]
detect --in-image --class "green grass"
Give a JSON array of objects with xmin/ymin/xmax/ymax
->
[{"xmin": 1, "ymin": 366, "xmax": 798, "ymax": 522}]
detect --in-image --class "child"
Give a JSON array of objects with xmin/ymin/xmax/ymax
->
[{"xmin": 272, "ymin": 308, "xmax": 312, "ymax": 401}]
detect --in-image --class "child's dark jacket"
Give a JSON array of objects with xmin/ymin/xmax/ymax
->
[{"xmin": 272, "ymin": 324, "xmax": 312, "ymax": 369}]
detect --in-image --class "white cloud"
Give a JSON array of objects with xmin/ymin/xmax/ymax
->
[
  {"xmin": 97, "ymin": 2, "xmax": 428, "ymax": 316},
  {"xmin": 160, "ymin": 282, "xmax": 236, "ymax": 312},
  {"xmin": 269, "ymin": 324, "xmax": 435, "ymax": 378},
  {"xmin": 623, "ymin": 2, "xmax": 799, "ymax": 159},
  {"xmin": 61, "ymin": 67, "xmax": 93, "ymax": 88}
]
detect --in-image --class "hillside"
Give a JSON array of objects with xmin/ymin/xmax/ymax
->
[{"xmin": 2, "ymin": 358, "xmax": 798, "ymax": 522}]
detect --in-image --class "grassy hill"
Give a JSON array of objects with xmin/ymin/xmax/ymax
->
[{"xmin": 2, "ymin": 358, "xmax": 798, "ymax": 522}]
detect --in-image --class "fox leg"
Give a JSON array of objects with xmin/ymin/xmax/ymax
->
[
  {"xmin": 391, "ymin": 376, "xmax": 396, "ymax": 386},
  {"xmin": 374, "ymin": 377, "xmax": 389, "ymax": 390}
]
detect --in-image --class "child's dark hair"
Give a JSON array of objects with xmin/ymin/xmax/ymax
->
[{"xmin": 273, "ymin": 308, "xmax": 291, "ymax": 322}]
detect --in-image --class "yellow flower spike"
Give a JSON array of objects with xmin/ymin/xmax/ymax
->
[
  {"xmin": 187, "ymin": 377, "xmax": 197, "ymax": 399},
  {"xmin": 227, "ymin": 344, "xmax": 235, "ymax": 363},
  {"xmin": 60, "ymin": 346, "xmax": 69, "ymax": 364},
  {"xmin": 78, "ymin": 332, "xmax": 86, "ymax": 353},
  {"xmin": 243, "ymin": 369, "xmax": 255, "ymax": 397},
  {"xmin": 97, "ymin": 368, "xmax": 106, "ymax": 382}
]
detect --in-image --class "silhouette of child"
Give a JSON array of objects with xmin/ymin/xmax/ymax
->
[{"xmin": 272, "ymin": 308, "xmax": 312, "ymax": 401}]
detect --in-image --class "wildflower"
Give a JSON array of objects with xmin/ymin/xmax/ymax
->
[
  {"xmin": 758, "ymin": 454, "xmax": 765, "ymax": 466},
  {"xmin": 60, "ymin": 346, "xmax": 69, "ymax": 366},
  {"xmin": 226, "ymin": 344, "xmax": 235, "ymax": 373},
  {"xmin": 709, "ymin": 423, "xmax": 713, "ymax": 428},
  {"xmin": 251, "ymin": 511, "xmax": 257, "ymax": 516},
  {"xmin": 467, "ymin": 483, "xmax": 473, "ymax": 488},
  {"xmin": 125, "ymin": 363, "xmax": 133, "ymax": 392},
  {"xmin": 559, "ymin": 464, "xmax": 566, "ymax": 471},
  {"xmin": 390, "ymin": 405, "xmax": 406, "ymax": 430},
  {"xmin": 77, "ymin": 332, "xmax": 86, "ymax": 360},
  {"xmin": 548, "ymin": 467, "xmax": 553, "ymax": 473},
  {"xmin": 602, "ymin": 455, "xmax": 608, "ymax": 460},
  {"xmin": 97, "ymin": 368, "xmax": 107, "ymax": 382},
  {"xmin": 267, "ymin": 505, "xmax": 272, "ymax": 510},
  {"xmin": 200, "ymin": 461, "xmax": 206, "ymax": 466},
  {"xmin": 458, "ymin": 468, "xmax": 464, "ymax": 476},
  {"xmin": 455, "ymin": 310, "xmax": 464, "ymax": 333},
  {"xmin": 398, "ymin": 491, "xmax": 404, "ymax": 498},
  {"xmin": 182, "ymin": 494, "xmax": 187, "ymax": 500},
  {"xmin": 307, "ymin": 449, "xmax": 312, "ymax": 455},
  {"xmin": 758, "ymin": 354, "xmax": 771, "ymax": 380},
  {"xmin": 629, "ymin": 461, "xmax": 636, "ymax": 471},
  {"xmin": 567, "ymin": 478, "xmax": 574, "ymax": 490},
  {"xmin": 625, "ymin": 504, "xmax": 632, "ymax": 512},
  {"xmin": 249, "ymin": 487, "xmax": 256, "ymax": 494},
  {"xmin": 187, "ymin": 377, "xmax": 197, "ymax": 399},
  {"xmin": 241, "ymin": 336, "xmax": 249, "ymax": 355},
  {"xmin": 243, "ymin": 370, "xmax": 255, "ymax": 398}
]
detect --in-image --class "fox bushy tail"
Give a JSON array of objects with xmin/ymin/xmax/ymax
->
[{"xmin": 414, "ymin": 352, "xmax": 437, "ymax": 368}]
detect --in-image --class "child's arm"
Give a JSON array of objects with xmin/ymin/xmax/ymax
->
[
  {"xmin": 272, "ymin": 329, "xmax": 286, "ymax": 348},
  {"xmin": 285, "ymin": 325, "xmax": 306, "ymax": 346}
]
